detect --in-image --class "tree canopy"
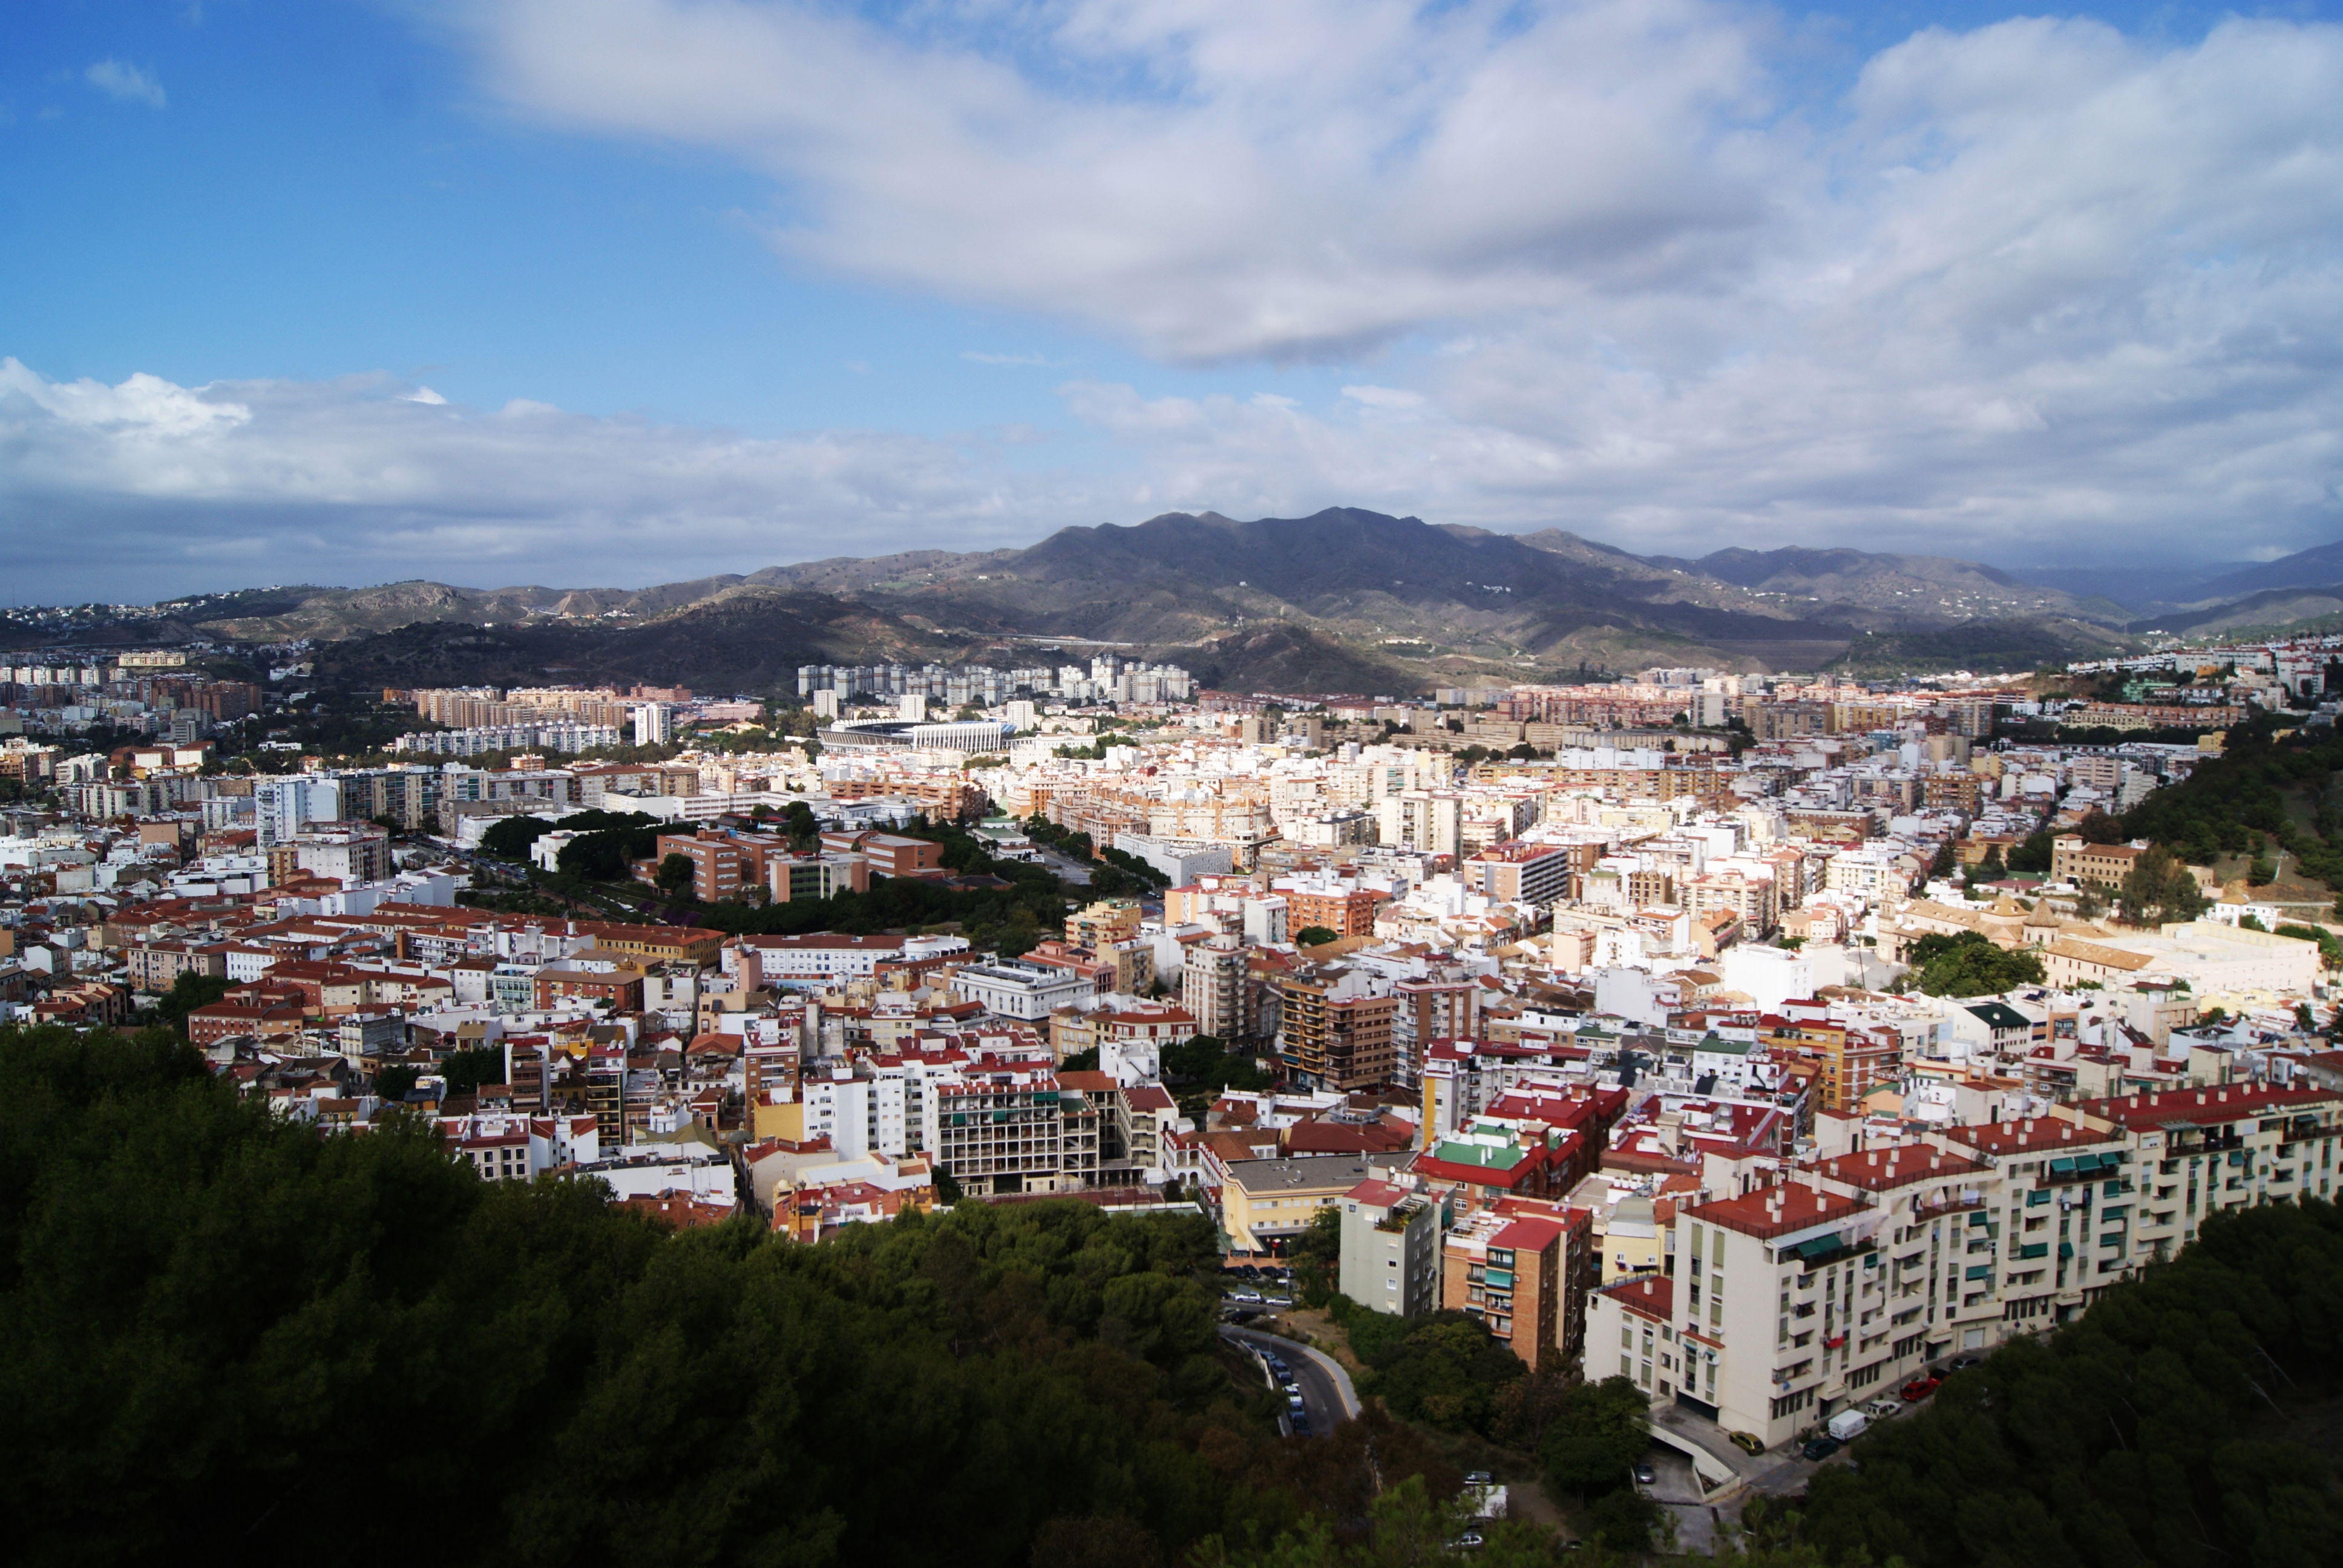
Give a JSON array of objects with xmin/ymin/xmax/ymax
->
[
  {"xmin": 1790, "ymin": 1200, "xmax": 2343, "ymax": 1568},
  {"xmin": 0, "ymin": 1024, "xmax": 1415, "ymax": 1568},
  {"xmin": 1904, "ymin": 932, "xmax": 2046, "ymax": 996}
]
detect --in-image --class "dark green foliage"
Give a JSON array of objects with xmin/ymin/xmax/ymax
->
[
  {"xmin": 1294, "ymin": 927, "xmax": 1341, "ymax": 948},
  {"xmin": 1539, "ymin": 1375, "xmax": 1652, "ymax": 1498},
  {"xmin": 439, "ymin": 1046, "xmax": 505, "ymax": 1094},
  {"xmin": 2119, "ymin": 843, "xmax": 2209, "ymax": 926},
  {"xmin": 479, "ymin": 813, "xmax": 560, "ymax": 861},
  {"xmin": 1194, "ymin": 1472, "xmax": 1567, "ymax": 1568},
  {"xmin": 1161, "ymin": 1034, "xmax": 1272, "ymax": 1123},
  {"xmin": 654, "ymin": 852, "xmax": 696, "ymax": 896},
  {"xmin": 2120, "ymin": 721, "xmax": 2343, "ymax": 889},
  {"xmin": 1023, "ymin": 815, "xmax": 1169, "ymax": 895},
  {"xmin": 695, "ymin": 818, "xmax": 1073, "ymax": 956},
  {"xmin": 2008, "ymin": 827, "xmax": 2054, "ymax": 874},
  {"xmin": 1928, "ymin": 841, "xmax": 1958, "ymax": 881},
  {"xmin": 1904, "ymin": 931, "xmax": 2046, "ymax": 996},
  {"xmin": 1336, "ymin": 1304, "xmax": 1523, "ymax": 1437},
  {"xmin": 0, "ymin": 1025, "xmax": 1340, "ymax": 1568},
  {"xmin": 1798, "ymin": 1200, "xmax": 2343, "ymax": 1568},
  {"xmin": 1291, "ymin": 1208, "xmax": 1342, "ymax": 1308},
  {"xmin": 551, "ymin": 811, "xmax": 667, "ymax": 881},
  {"xmin": 152, "ymin": 969, "xmax": 231, "ymax": 1033}
]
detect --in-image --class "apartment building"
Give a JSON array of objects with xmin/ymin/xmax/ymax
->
[
  {"xmin": 1461, "ymin": 840, "xmax": 1576, "ymax": 906},
  {"xmin": 1758, "ymin": 1014, "xmax": 1902, "ymax": 1117},
  {"xmin": 1441, "ymin": 1204, "xmax": 1594, "ymax": 1373},
  {"xmin": 1594, "ymin": 1085, "xmax": 2343, "ymax": 1449},
  {"xmin": 932, "ymin": 1066, "xmax": 1094, "ymax": 1195},
  {"xmin": 1276, "ymin": 962, "xmax": 1398, "ymax": 1091},
  {"xmin": 1338, "ymin": 1177, "xmax": 1443, "ymax": 1317},
  {"xmin": 1221, "ymin": 1154, "xmax": 1384, "ymax": 1255},
  {"xmin": 951, "ymin": 958, "xmax": 1099, "ymax": 1021},
  {"xmin": 1182, "ymin": 935, "xmax": 1248, "ymax": 1041}
]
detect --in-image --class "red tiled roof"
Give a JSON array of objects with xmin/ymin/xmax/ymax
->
[
  {"xmin": 1602, "ymin": 1273, "xmax": 1673, "ymax": 1322},
  {"xmin": 1810, "ymin": 1146, "xmax": 1989, "ymax": 1192},
  {"xmin": 2077, "ymin": 1084, "xmax": 2341, "ymax": 1130},
  {"xmin": 1938, "ymin": 1117, "xmax": 2120, "ymax": 1157},
  {"xmin": 1682, "ymin": 1180, "xmax": 1868, "ymax": 1241}
]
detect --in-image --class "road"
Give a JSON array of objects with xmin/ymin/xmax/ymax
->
[{"xmin": 1221, "ymin": 1324, "xmax": 1358, "ymax": 1438}]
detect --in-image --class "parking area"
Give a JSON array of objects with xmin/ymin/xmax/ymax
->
[{"xmin": 1217, "ymin": 1263, "xmax": 1298, "ymax": 1312}]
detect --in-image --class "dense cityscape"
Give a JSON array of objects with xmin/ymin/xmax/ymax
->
[
  {"xmin": 7, "ymin": 599, "xmax": 2342, "ymax": 1560},
  {"xmin": 13, "ymin": 2, "xmax": 2343, "ymax": 1564}
]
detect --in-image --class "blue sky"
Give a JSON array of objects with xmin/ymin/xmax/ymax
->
[{"xmin": 4, "ymin": 1, "xmax": 2341, "ymax": 600}]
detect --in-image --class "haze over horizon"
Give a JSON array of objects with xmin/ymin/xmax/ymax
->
[{"xmin": 6, "ymin": 0, "xmax": 2342, "ymax": 602}]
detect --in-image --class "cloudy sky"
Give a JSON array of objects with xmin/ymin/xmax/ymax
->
[{"xmin": 4, "ymin": 1, "xmax": 2341, "ymax": 602}]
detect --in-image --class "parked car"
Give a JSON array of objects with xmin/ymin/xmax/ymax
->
[
  {"xmin": 1801, "ymin": 1436, "xmax": 1841, "ymax": 1463},
  {"xmin": 1826, "ymin": 1410, "xmax": 1869, "ymax": 1443},
  {"xmin": 1263, "ymin": 1295, "xmax": 1295, "ymax": 1308},
  {"xmin": 1631, "ymin": 1462, "xmax": 1657, "ymax": 1486},
  {"xmin": 1947, "ymin": 1354, "xmax": 1985, "ymax": 1373},
  {"xmin": 1861, "ymin": 1398, "xmax": 1903, "ymax": 1421},
  {"xmin": 1232, "ymin": 1289, "xmax": 1264, "ymax": 1304},
  {"xmin": 1900, "ymin": 1376, "xmax": 1942, "ymax": 1402},
  {"xmin": 1464, "ymin": 1471, "xmax": 1493, "ymax": 1487},
  {"xmin": 1289, "ymin": 1412, "xmax": 1311, "ymax": 1437},
  {"xmin": 1728, "ymin": 1431, "xmax": 1767, "ymax": 1455},
  {"xmin": 1453, "ymin": 1533, "xmax": 1484, "ymax": 1550}
]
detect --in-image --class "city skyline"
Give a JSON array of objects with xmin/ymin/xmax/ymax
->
[{"xmin": 6, "ymin": 0, "xmax": 2343, "ymax": 601}]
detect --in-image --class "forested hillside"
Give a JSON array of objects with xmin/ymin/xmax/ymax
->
[{"xmin": 0, "ymin": 1027, "xmax": 1403, "ymax": 1568}]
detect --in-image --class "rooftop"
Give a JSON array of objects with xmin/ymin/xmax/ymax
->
[{"xmin": 1681, "ymin": 1180, "xmax": 1869, "ymax": 1241}]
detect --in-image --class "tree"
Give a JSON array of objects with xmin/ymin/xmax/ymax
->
[
  {"xmin": 1293, "ymin": 926, "xmax": 1340, "ymax": 948},
  {"xmin": 1542, "ymin": 1376, "xmax": 1653, "ymax": 1498},
  {"xmin": 1976, "ymin": 844, "xmax": 2006, "ymax": 881},
  {"xmin": 0, "ymin": 1025, "xmax": 1303, "ymax": 1568},
  {"xmin": 1928, "ymin": 840, "xmax": 1958, "ymax": 880},
  {"xmin": 654, "ymin": 852, "xmax": 697, "ymax": 898},
  {"xmin": 440, "ymin": 1046, "xmax": 504, "ymax": 1094},
  {"xmin": 1289, "ymin": 1206, "xmax": 1342, "ymax": 1308},
  {"xmin": 154, "ymin": 969, "xmax": 231, "ymax": 1034},
  {"xmin": 2248, "ymin": 852, "xmax": 2278, "ymax": 886},
  {"xmin": 2008, "ymin": 826, "xmax": 2055, "ymax": 874},
  {"xmin": 479, "ymin": 814, "xmax": 557, "ymax": 861},
  {"xmin": 1905, "ymin": 931, "xmax": 2046, "ymax": 996},
  {"xmin": 2120, "ymin": 844, "xmax": 2207, "ymax": 926}
]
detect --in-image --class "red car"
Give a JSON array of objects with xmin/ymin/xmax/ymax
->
[{"xmin": 1899, "ymin": 1376, "xmax": 1941, "ymax": 1402}]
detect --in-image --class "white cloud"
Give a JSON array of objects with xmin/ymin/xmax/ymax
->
[
  {"xmin": 416, "ymin": 2, "xmax": 2343, "ymax": 563},
  {"xmin": 11, "ymin": 6, "xmax": 2343, "ymax": 595},
  {"xmin": 85, "ymin": 59, "xmax": 166, "ymax": 109},
  {"xmin": 0, "ymin": 359, "xmax": 1087, "ymax": 601}
]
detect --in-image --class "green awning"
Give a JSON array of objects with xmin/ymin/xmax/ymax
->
[
  {"xmin": 1789, "ymin": 1233, "xmax": 1843, "ymax": 1260},
  {"xmin": 2049, "ymin": 1157, "xmax": 2077, "ymax": 1175},
  {"xmin": 1965, "ymin": 1264, "xmax": 1993, "ymax": 1281}
]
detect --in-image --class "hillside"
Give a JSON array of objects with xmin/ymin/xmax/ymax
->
[{"xmin": 143, "ymin": 507, "xmax": 2160, "ymax": 692}]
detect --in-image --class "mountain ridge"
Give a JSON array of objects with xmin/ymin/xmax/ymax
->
[{"xmin": 151, "ymin": 508, "xmax": 2160, "ymax": 690}]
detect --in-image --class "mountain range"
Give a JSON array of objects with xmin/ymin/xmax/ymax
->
[{"xmin": 41, "ymin": 511, "xmax": 2342, "ymax": 696}]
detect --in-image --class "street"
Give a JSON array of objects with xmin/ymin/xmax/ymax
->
[{"xmin": 1221, "ymin": 1324, "xmax": 1357, "ymax": 1438}]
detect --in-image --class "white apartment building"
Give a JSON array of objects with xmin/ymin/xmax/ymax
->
[
  {"xmin": 1590, "ymin": 1083, "xmax": 2343, "ymax": 1449},
  {"xmin": 951, "ymin": 958, "xmax": 1099, "ymax": 1021}
]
